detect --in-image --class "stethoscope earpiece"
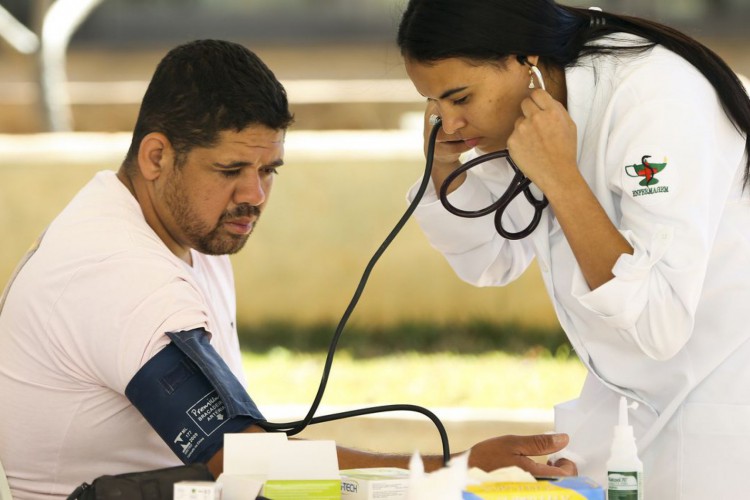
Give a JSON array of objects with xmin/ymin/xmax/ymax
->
[
  {"xmin": 517, "ymin": 55, "xmax": 546, "ymax": 91},
  {"xmin": 529, "ymin": 65, "xmax": 546, "ymax": 91}
]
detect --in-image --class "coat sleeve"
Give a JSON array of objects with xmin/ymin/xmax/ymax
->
[{"xmin": 570, "ymin": 55, "xmax": 746, "ymax": 360}]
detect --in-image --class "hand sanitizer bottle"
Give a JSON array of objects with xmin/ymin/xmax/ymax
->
[{"xmin": 606, "ymin": 396, "xmax": 643, "ymax": 499}]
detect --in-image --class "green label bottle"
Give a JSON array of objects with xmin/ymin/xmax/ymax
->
[
  {"xmin": 607, "ymin": 470, "xmax": 643, "ymax": 500},
  {"xmin": 606, "ymin": 397, "xmax": 644, "ymax": 500}
]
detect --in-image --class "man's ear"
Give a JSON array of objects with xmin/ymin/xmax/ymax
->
[{"xmin": 137, "ymin": 132, "xmax": 173, "ymax": 181}]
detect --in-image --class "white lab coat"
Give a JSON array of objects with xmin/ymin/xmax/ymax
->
[{"xmin": 409, "ymin": 35, "xmax": 750, "ymax": 499}]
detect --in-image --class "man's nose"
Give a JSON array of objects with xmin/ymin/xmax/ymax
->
[{"xmin": 235, "ymin": 170, "xmax": 266, "ymax": 206}]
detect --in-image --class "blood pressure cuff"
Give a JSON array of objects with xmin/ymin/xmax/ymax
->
[{"xmin": 125, "ymin": 328, "xmax": 265, "ymax": 464}]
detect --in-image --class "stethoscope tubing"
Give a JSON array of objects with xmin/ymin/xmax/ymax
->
[
  {"xmin": 259, "ymin": 119, "xmax": 452, "ymax": 466},
  {"xmin": 432, "ymin": 121, "xmax": 549, "ymax": 240}
]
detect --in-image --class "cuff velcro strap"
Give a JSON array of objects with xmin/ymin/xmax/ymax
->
[{"xmin": 166, "ymin": 328, "xmax": 261, "ymax": 419}]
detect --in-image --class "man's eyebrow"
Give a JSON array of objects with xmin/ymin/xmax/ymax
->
[
  {"xmin": 214, "ymin": 161, "xmax": 251, "ymax": 169},
  {"xmin": 213, "ymin": 159, "xmax": 285, "ymax": 169}
]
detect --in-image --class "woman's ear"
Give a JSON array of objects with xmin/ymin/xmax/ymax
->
[
  {"xmin": 516, "ymin": 55, "xmax": 540, "ymax": 67},
  {"xmin": 137, "ymin": 132, "xmax": 172, "ymax": 181}
]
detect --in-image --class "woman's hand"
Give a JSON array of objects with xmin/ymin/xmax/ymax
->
[
  {"xmin": 506, "ymin": 89, "xmax": 579, "ymax": 196},
  {"xmin": 467, "ymin": 433, "xmax": 577, "ymax": 476},
  {"xmin": 509, "ymin": 89, "xmax": 634, "ymax": 290}
]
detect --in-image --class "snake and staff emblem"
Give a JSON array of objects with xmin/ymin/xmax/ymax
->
[{"xmin": 625, "ymin": 155, "xmax": 668, "ymax": 186}]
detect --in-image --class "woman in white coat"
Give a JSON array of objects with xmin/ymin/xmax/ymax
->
[{"xmin": 397, "ymin": 1, "xmax": 750, "ymax": 498}]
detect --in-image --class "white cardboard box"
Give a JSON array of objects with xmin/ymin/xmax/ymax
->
[{"xmin": 219, "ymin": 433, "xmax": 341, "ymax": 500}]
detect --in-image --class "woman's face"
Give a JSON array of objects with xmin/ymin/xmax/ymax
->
[{"xmin": 405, "ymin": 56, "xmax": 533, "ymax": 152}]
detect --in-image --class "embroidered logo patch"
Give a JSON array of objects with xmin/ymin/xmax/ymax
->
[{"xmin": 625, "ymin": 155, "xmax": 669, "ymax": 197}]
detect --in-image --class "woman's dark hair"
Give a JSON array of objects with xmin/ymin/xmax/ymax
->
[
  {"xmin": 123, "ymin": 39, "xmax": 294, "ymax": 170},
  {"xmin": 397, "ymin": 0, "xmax": 750, "ymax": 183}
]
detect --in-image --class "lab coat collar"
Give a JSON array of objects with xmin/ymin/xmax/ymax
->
[{"xmin": 565, "ymin": 58, "xmax": 598, "ymax": 166}]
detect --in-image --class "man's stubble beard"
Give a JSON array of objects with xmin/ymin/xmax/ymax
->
[{"xmin": 163, "ymin": 173, "xmax": 259, "ymax": 256}]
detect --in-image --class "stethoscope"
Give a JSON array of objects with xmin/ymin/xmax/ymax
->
[
  {"xmin": 252, "ymin": 59, "xmax": 555, "ymax": 469},
  {"xmin": 429, "ymin": 58, "xmax": 549, "ymax": 240}
]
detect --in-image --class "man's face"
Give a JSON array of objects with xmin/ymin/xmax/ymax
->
[{"xmin": 156, "ymin": 125, "xmax": 285, "ymax": 257}]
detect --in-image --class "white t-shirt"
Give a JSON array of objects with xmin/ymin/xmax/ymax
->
[{"xmin": 0, "ymin": 171, "xmax": 246, "ymax": 499}]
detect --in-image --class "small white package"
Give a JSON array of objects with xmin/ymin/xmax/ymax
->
[
  {"xmin": 174, "ymin": 481, "xmax": 222, "ymax": 500},
  {"xmin": 340, "ymin": 467, "xmax": 410, "ymax": 499}
]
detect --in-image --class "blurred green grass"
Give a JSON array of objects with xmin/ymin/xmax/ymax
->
[
  {"xmin": 238, "ymin": 319, "xmax": 583, "ymax": 410},
  {"xmin": 237, "ymin": 320, "xmax": 570, "ymax": 357}
]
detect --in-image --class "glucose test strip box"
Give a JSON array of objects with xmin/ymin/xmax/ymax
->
[
  {"xmin": 340, "ymin": 467, "xmax": 410, "ymax": 500},
  {"xmin": 463, "ymin": 476, "xmax": 604, "ymax": 500}
]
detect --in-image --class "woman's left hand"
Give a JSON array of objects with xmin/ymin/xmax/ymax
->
[
  {"xmin": 506, "ymin": 89, "xmax": 579, "ymax": 195},
  {"xmin": 508, "ymin": 89, "xmax": 634, "ymax": 290}
]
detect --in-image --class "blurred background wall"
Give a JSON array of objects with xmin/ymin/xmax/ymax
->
[
  {"xmin": 1, "ymin": 0, "xmax": 750, "ymax": 133},
  {"xmin": 1, "ymin": 0, "xmax": 748, "ymax": 338}
]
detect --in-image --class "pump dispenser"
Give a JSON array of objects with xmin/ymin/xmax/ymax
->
[{"xmin": 606, "ymin": 397, "xmax": 643, "ymax": 499}]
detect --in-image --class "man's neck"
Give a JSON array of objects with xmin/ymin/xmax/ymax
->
[{"xmin": 115, "ymin": 166, "xmax": 193, "ymax": 266}]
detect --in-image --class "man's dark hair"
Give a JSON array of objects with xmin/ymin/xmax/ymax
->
[{"xmin": 123, "ymin": 39, "xmax": 294, "ymax": 170}]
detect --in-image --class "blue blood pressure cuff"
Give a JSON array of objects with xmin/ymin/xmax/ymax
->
[{"xmin": 125, "ymin": 328, "xmax": 265, "ymax": 464}]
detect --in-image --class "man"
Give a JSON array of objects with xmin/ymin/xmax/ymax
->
[{"xmin": 0, "ymin": 40, "xmax": 574, "ymax": 499}]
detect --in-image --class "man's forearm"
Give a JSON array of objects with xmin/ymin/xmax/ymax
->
[{"xmin": 337, "ymin": 446, "xmax": 445, "ymax": 471}]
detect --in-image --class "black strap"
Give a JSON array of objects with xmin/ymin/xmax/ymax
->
[{"xmin": 66, "ymin": 463, "xmax": 213, "ymax": 500}]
